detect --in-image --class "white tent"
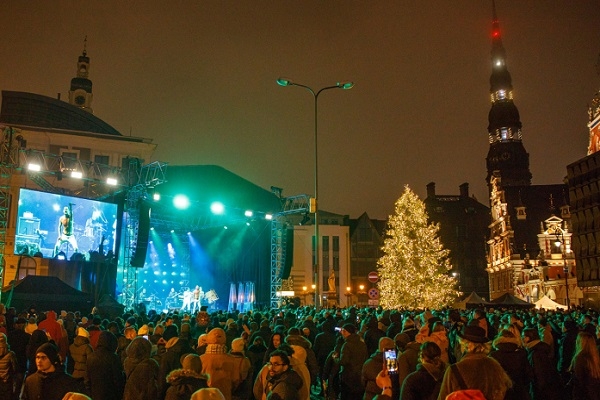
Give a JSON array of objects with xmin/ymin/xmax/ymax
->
[{"xmin": 535, "ymin": 295, "xmax": 567, "ymax": 310}]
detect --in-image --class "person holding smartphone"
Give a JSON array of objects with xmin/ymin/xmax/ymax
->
[{"xmin": 361, "ymin": 337, "xmax": 396, "ymax": 400}]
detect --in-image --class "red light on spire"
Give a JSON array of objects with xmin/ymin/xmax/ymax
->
[{"xmin": 492, "ymin": 30, "xmax": 500, "ymax": 38}]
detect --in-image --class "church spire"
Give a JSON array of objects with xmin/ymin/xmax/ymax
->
[
  {"xmin": 68, "ymin": 36, "xmax": 93, "ymax": 113},
  {"xmin": 485, "ymin": 1, "xmax": 531, "ymax": 189}
]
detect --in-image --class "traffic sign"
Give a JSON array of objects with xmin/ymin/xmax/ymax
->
[
  {"xmin": 368, "ymin": 288, "xmax": 380, "ymax": 299},
  {"xmin": 368, "ymin": 271, "xmax": 379, "ymax": 283}
]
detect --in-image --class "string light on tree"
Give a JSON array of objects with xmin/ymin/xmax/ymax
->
[{"xmin": 377, "ymin": 185, "xmax": 460, "ymax": 309}]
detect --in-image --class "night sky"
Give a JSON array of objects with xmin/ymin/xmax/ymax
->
[{"xmin": 2, "ymin": 1, "xmax": 599, "ymax": 219}]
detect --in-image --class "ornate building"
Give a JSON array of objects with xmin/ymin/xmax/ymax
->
[{"xmin": 484, "ymin": 5, "xmax": 580, "ymax": 306}]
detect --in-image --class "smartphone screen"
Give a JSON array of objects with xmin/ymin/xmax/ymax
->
[{"xmin": 384, "ymin": 348, "xmax": 398, "ymax": 373}]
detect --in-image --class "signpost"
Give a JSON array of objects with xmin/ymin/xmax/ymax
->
[{"xmin": 368, "ymin": 271, "xmax": 379, "ymax": 283}]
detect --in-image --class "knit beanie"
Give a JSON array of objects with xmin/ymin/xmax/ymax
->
[
  {"xmin": 182, "ymin": 353, "xmax": 202, "ymax": 373},
  {"xmin": 37, "ymin": 342, "xmax": 61, "ymax": 366},
  {"xmin": 231, "ymin": 338, "xmax": 245, "ymax": 353}
]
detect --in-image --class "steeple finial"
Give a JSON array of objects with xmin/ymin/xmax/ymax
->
[{"xmin": 83, "ymin": 36, "xmax": 87, "ymax": 56}]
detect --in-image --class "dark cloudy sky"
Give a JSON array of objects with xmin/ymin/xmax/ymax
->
[{"xmin": 2, "ymin": 1, "xmax": 599, "ymax": 219}]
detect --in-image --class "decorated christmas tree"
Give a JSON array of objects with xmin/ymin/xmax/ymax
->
[{"xmin": 377, "ymin": 185, "xmax": 459, "ymax": 309}]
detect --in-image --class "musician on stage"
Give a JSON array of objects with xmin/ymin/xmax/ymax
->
[
  {"xmin": 192, "ymin": 285, "xmax": 204, "ymax": 313},
  {"xmin": 181, "ymin": 289, "xmax": 192, "ymax": 312},
  {"xmin": 53, "ymin": 204, "xmax": 78, "ymax": 256},
  {"xmin": 166, "ymin": 288, "xmax": 178, "ymax": 310}
]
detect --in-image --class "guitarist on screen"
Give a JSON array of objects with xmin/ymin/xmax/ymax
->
[{"xmin": 53, "ymin": 203, "xmax": 79, "ymax": 257}]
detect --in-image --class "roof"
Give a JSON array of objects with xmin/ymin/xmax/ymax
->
[
  {"xmin": 0, "ymin": 90, "xmax": 121, "ymax": 136},
  {"xmin": 491, "ymin": 292, "xmax": 535, "ymax": 308},
  {"xmin": 149, "ymin": 165, "xmax": 283, "ymax": 230},
  {"xmin": 2, "ymin": 275, "xmax": 92, "ymax": 313}
]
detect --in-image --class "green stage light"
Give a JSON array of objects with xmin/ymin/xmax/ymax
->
[
  {"xmin": 211, "ymin": 202, "xmax": 225, "ymax": 215},
  {"xmin": 173, "ymin": 194, "xmax": 190, "ymax": 209}
]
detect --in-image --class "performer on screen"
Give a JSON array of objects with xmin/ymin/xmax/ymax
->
[
  {"xmin": 192, "ymin": 285, "xmax": 204, "ymax": 313},
  {"xmin": 53, "ymin": 204, "xmax": 78, "ymax": 256}
]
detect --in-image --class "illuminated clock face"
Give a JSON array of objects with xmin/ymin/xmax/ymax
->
[{"xmin": 75, "ymin": 95, "xmax": 86, "ymax": 106}]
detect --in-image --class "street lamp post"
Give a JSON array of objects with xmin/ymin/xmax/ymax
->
[
  {"xmin": 554, "ymin": 233, "xmax": 570, "ymax": 310},
  {"xmin": 277, "ymin": 77, "xmax": 354, "ymax": 308}
]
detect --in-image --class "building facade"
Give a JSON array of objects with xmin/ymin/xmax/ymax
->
[{"xmin": 425, "ymin": 182, "xmax": 490, "ymax": 299}]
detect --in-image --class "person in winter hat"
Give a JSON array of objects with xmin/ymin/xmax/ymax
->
[
  {"xmin": 68, "ymin": 327, "xmax": 93, "ymax": 389},
  {"xmin": 21, "ymin": 342, "xmax": 85, "ymax": 400},
  {"xmin": 200, "ymin": 328, "xmax": 242, "ymax": 400}
]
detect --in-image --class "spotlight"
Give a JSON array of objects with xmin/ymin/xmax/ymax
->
[
  {"xmin": 265, "ymin": 214, "xmax": 273, "ymax": 220},
  {"xmin": 106, "ymin": 177, "xmax": 118, "ymax": 186},
  {"xmin": 211, "ymin": 202, "xmax": 225, "ymax": 215},
  {"xmin": 70, "ymin": 171, "xmax": 83, "ymax": 179},
  {"xmin": 244, "ymin": 210, "xmax": 253, "ymax": 217},
  {"xmin": 173, "ymin": 194, "xmax": 190, "ymax": 209},
  {"xmin": 153, "ymin": 192, "xmax": 160, "ymax": 201},
  {"xmin": 27, "ymin": 163, "xmax": 41, "ymax": 172}
]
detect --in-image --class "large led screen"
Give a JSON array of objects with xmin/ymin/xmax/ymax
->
[{"xmin": 15, "ymin": 188, "xmax": 121, "ymax": 259}]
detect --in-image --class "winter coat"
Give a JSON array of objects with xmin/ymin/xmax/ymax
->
[
  {"xmin": 490, "ymin": 338, "xmax": 532, "ymax": 400},
  {"xmin": 422, "ymin": 331, "xmax": 450, "ymax": 364},
  {"xmin": 164, "ymin": 368, "xmax": 209, "ymax": 400},
  {"xmin": 285, "ymin": 333, "xmax": 319, "ymax": 384},
  {"xmin": 526, "ymin": 340, "xmax": 565, "ymax": 400},
  {"xmin": 123, "ymin": 337, "xmax": 160, "ymax": 400},
  {"xmin": 87, "ymin": 331, "xmax": 125, "ymax": 400},
  {"xmin": 21, "ymin": 369, "xmax": 85, "ymax": 400},
  {"xmin": 158, "ymin": 337, "xmax": 195, "ymax": 395},
  {"xmin": 313, "ymin": 322, "xmax": 337, "ymax": 367},
  {"xmin": 68, "ymin": 335, "xmax": 93, "ymax": 384},
  {"xmin": 437, "ymin": 352, "xmax": 512, "ymax": 400},
  {"xmin": 200, "ymin": 344, "xmax": 241, "ymax": 400},
  {"xmin": 398, "ymin": 341, "xmax": 420, "ymax": 387},
  {"xmin": 558, "ymin": 329, "xmax": 578, "ymax": 374},
  {"xmin": 339, "ymin": 333, "xmax": 368, "ymax": 394},
  {"xmin": 362, "ymin": 350, "xmax": 385, "ymax": 400},
  {"xmin": 265, "ymin": 368, "xmax": 303, "ymax": 400},
  {"xmin": 230, "ymin": 351, "xmax": 254, "ymax": 400},
  {"xmin": 288, "ymin": 345, "xmax": 310, "ymax": 400},
  {"xmin": 6, "ymin": 327, "xmax": 30, "ymax": 373},
  {"xmin": 400, "ymin": 361, "xmax": 446, "ymax": 400}
]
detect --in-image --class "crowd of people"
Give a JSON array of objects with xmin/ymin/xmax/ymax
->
[{"xmin": 0, "ymin": 301, "xmax": 598, "ymax": 400}]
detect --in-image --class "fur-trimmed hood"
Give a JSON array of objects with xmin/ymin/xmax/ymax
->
[{"xmin": 166, "ymin": 368, "xmax": 209, "ymax": 384}]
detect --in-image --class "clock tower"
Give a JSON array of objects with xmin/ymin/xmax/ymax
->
[
  {"xmin": 68, "ymin": 37, "xmax": 93, "ymax": 113},
  {"xmin": 485, "ymin": 2, "xmax": 531, "ymax": 190}
]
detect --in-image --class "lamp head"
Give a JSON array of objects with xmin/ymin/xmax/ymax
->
[
  {"xmin": 337, "ymin": 81, "xmax": 354, "ymax": 90},
  {"xmin": 276, "ymin": 77, "xmax": 292, "ymax": 87}
]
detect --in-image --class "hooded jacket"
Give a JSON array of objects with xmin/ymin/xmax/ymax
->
[
  {"xmin": 68, "ymin": 334, "xmax": 93, "ymax": 383},
  {"xmin": 123, "ymin": 337, "xmax": 160, "ymax": 400},
  {"xmin": 265, "ymin": 367, "xmax": 303, "ymax": 400},
  {"xmin": 285, "ymin": 333, "xmax": 318, "ymax": 383},
  {"xmin": 164, "ymin": 368, "xmax": 209, "ymax": 400},
  {"xmin": 400, "ymin": 361, "xmax": 446, "ymax": 400},
  {"xmin": 38, "ymin": 311, "xmax": 63, "ymax": 344},
  {"xmin": 490, "ymin": 334, "xmax": 532, "ymax": 400},
  {"xmin": 87, "ymin": 331, "xmax": 125, "ymax": 400}
]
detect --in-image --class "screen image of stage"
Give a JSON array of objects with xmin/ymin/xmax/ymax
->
[{"xmin": 15, "ymin": 188, "xmax": 120, "ymax": 259}]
